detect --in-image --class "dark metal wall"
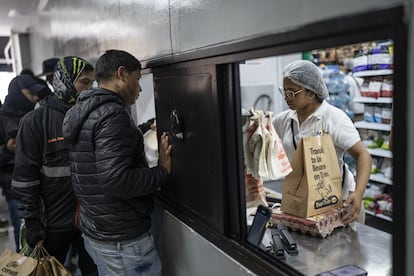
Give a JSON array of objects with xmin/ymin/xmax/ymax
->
[
  {"xmin": 33, "ymin": 0, "xmax": 408, "ymax": 66},
  {"xmin": 153, "ymin": 65, "xmax": 226, "ymax": 232}
]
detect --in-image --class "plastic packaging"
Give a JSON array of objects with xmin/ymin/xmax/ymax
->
[
  {"xmin": 381, "ymin": 79, "xmax": 393, "ymax": 97},
  {"xmin": 369, "ymin": 45, "xmax": 392, "ymax": 70},
  {"xmin": 364, "ymin": 105, "xmax": 375, "ymax": 122},
  {"xmin": 374, "ymin": 105, "xmax": 382, "ymax": 124},
  {"xmin": 368, "ymin": 81, "xmax": 382, "ymax": 99},
  {"xmin": 352, "ymin": 49, "xmax": 369, "ymax": 72},
  {"xmin": 381, "ymin": 105, "xmax": 392, "ymax": 124},
  {"xmin": 323, "ymin": 67, "xmax": 353, "ymax": 118}
]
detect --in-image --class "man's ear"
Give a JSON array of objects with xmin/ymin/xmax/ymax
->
[{"xmin": 116, "ymin": 66, "xmax": 127, "ymax": 81}]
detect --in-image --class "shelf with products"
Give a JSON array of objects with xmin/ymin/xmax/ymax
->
[
  {"xmin": 355, "ymin": 121, "xmax": 391, "ymax": 131},
  {"xmin": 353, "ymin": 69, "xmax": 393, "ymax": 77},
  {"xmin": 363, "ymin": 181, "xmax": 393, "ymax": 226},
  {"xmin": 365, "ymin": 209, "xmax": 393, "ymax": 222},
  {"xmin": 353, "ymin": 96, "xmax": 393, "ymax": 104},
  {"xmin": 366, "ymin": 147, "xmax": 392, "ymax": 158},
  {"xmin": 369, "ymin": 173, "xmax": 392, "ymax": 186},
  {"xmin": 352, "ymin": 64, "xmax": 394, "ymax": 225}
]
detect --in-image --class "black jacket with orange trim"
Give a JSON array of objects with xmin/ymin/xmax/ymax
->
[{"xmin": 12, "ymin": 96, "xmax": 77, "ymax": 232}]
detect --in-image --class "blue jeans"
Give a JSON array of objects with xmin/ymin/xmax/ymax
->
[
  {"xmin": 7, "ymin": 199, "xmax": 20, "ymax": 251},
  {"xmin": 83, "ymin": 232, "xmax": 161, "ymax": 276}
]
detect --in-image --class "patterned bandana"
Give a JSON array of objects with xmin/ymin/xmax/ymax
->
[{"xmin": 52, "ymin": 56, "xmax": 90, "ymax": 106}]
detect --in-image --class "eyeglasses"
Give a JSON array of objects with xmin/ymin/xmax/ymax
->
[{"xmin": 278, "ymin": 87, "xmax": 305, "ymax": 100}]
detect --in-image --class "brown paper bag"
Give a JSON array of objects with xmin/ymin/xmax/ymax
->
[
  {"xmin": 0, "ymin": 248, "xmax": 15, "ymax": 267},
  {"xmin": 0, "ymin": 248, "xmax": 38, "ymax": 275},
  {"xmin": 29, "ymin": 242, "xmax": 72, "ymax": 276},
  {"xmin": 32, "ymin": 257, "xmax": 53, "ymax": 275},
  {"xmin": 49, "ymin": 256, "xmax": 72, "ymax": 276},
  {"xmin": 281, "ymin": 133, "xmax": 342, "ymax": 218},
  {"xmin": 31, "ymin": 256, "xmax": 71, "ymax": 276}
]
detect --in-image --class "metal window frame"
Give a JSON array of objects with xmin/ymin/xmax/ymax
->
[{"xmin": 146, "ymin": 6, "xmax": 407, "ymax": 275}]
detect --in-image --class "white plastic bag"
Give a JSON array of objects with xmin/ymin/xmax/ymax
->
[
  {"xmin": 248, "ymin": 110, "xmax": 269, "ymax": 179},
  {"xmin": 265, "ymin": 111, "xmax": 292, "ymax": 179},
  {"xmin": 243, "ymin": 108, "xmax": 267, "ymax": 208},
  {"xmin": 143, "ymin": 129, "xmax": 159, "ymax": 168}
]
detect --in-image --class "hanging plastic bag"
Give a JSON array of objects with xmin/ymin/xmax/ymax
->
[
  {"xmin": 242, "ymin": 110, "xmax": 258, "ymax": 175},
  {"xmin": 243, "ymin": 108, "xmax": 267, "ymax": 208},
  {"xmin": 249, "ymin": 110, "xmax": 269, "ymax": 179},
  {"xmin": 265, "ymin": 111, "xmax": 292, "ymax": 180},
  {"xmin": 245, "ymin": 173, "xmax": 267, "ymax": 208}
]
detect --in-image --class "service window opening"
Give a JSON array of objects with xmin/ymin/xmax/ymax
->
[{"xmin": 238, "ymin": 40, "xmax": 393, "ymax": 275}]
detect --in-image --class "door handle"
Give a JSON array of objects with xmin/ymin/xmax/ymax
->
[{"xmin": 170, "ymin": 109, "xmax": 184, "ymax": 140}]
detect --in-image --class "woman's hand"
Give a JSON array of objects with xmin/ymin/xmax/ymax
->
[{"xmin": 342, "ymin": 192, "xmax": 363, "ymax": 224}]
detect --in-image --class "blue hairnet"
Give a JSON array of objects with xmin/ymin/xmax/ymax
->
[{"xmin": 283, "ymin": 60, "xmax": 328, "ymax": 100}]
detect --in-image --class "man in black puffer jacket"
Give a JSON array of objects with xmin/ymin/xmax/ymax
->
[
  {"xmin": 62, "ymin": 49, "xmax": 172, "ymax": 276},
  {"xmin": 12, "ymin": 56, "xmax": 97, "ymax": 275}
]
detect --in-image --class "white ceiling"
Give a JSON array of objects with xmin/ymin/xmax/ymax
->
[{"xmin": 0, "ymin": 0, "xmax": 42, "ymax": 36}]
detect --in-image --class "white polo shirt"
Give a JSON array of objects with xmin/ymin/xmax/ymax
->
[{"xmin": 273, "ymin": 100, "xmax": 361, "ymax": 198}]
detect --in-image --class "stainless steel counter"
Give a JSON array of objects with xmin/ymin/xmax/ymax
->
[{"xmin": 272, "ymin": 223, "xmax": 392, "ymax": 275}]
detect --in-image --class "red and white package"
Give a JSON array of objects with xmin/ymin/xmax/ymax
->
[
  {"xmin": 380, "ymin": 80, "xmax": 393, "ymax": 97},
  {"xmin": 367, "ymin": 81, "xmax": 382, "ymax": 99},
  {"xmin": 271, "ymin": 207, "xmax": 346, "ymax": 238}
]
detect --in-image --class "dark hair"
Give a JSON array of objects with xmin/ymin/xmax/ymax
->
[
  {"xmin": 83, "ymin": 63, "xmax": 95, "ymax": 73},
  {"xmin": 20, "ymin": 69, "xmax": 35, "ymax": 77},
  {"xmin": 95, "ymin": 50, "xmax": 141, "ymax": 82}
]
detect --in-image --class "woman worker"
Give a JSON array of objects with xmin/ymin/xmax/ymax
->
[{"xmin": 273, "ymin": 60, "xmax": 372, "ymax": 224}]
